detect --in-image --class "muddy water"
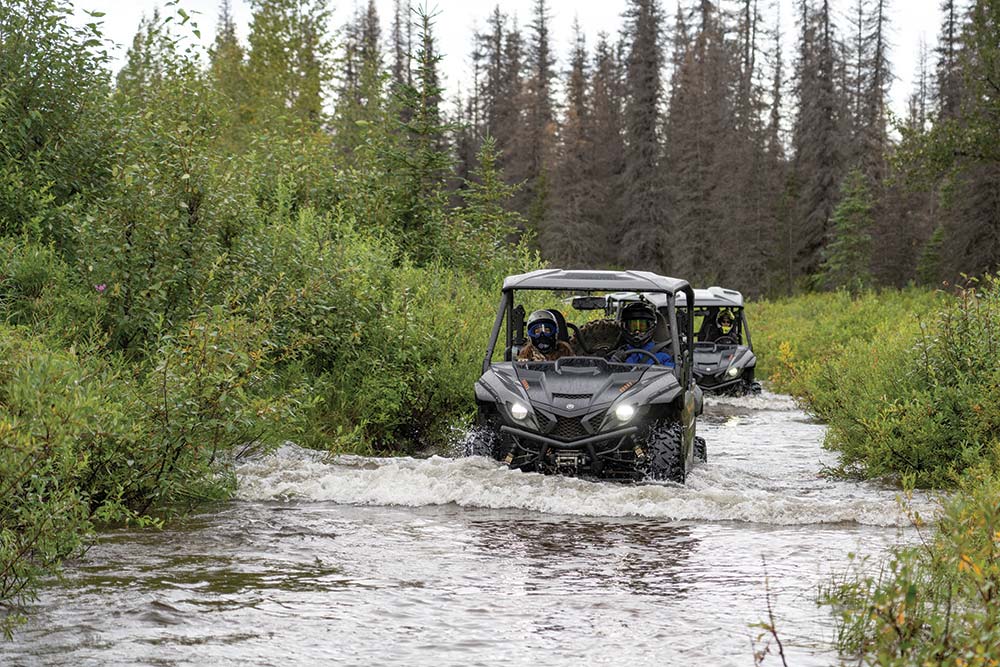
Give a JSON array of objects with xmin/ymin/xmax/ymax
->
[{"xmin": 2, "ymin": 392, "xmax": 934, "ymax": 666}]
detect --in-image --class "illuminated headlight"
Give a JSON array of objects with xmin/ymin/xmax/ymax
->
[
  {"xmin": 726, "ymin": 366, "xmax": 741, "ymax": 379},
  {"xmin": 615, "ymin": 404, "xmax": 636, "ymax": 422},
  {"xmin": 510, "ymin": 402, "xmax": 529, "ymax": 421}
]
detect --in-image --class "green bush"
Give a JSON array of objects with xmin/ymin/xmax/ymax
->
[
  {"xmin": 0, "ymin": 328, "xmax": 96, "ymax": 638},
  {"xmin": 823, "ymin": 473, "xmax": 1000, "ymax": 666},
  {"xmin": 753, "ymin": 279, "xmax": 1000, "ymax": 487},
  {"xmin": 0, "ymin": 309, "xmax": 291, "ymax": 636},
  {"xmin": 0, "ymin": 237, "xmax": 109, "ymax": 350}
]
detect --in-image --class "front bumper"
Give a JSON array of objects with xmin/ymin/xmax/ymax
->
[
  {"xmin": 499, "ymin": 424, "xmax": 640, "ymax": 478},
  {"xmin": 694, "ymin": 372, "xmax": 758, "ymax": 395}
]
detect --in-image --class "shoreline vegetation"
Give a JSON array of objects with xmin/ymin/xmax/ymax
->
[
  {"xmin": 2, "ymin": 1, "xmax": 999, "ymax": 663},
  {"xmin": 752, "ymin": 279, "xmax": 1000, "ymax": 664}
]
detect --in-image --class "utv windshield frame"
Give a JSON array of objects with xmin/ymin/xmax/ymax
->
[{"xmin": 483, "ymin": 269, "xmax": 696, "ymax": 387}]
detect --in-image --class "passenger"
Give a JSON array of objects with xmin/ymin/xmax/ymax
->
[
  {"xmin": 517, "ymin": 309, "xmax": 575, "ymax": 361},
  {"xmin": 613, "ymin": 302, "xmax": 673, "ymax": 366}
]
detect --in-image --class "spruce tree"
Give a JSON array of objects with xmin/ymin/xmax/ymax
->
[
  {"xmin": 458, "ymin": 135, "xmax": 524, "ymax": 275},
  {"xmin": 821, "ymin": 168, "xmax": 874, "ymax": 293},
  {"xmin": 545, "ymin": 21, "xmax": 594, "ymax": 266},
  {"xmin": 791, "ymin": 0, "xmax": 844, "ymax": 281},
  {"xmin": 386, "ymin": 8, "xmax": 453, "ymax": 265},
  {"xmin": 619, "ymin": 0, "xmax": 667, "ymax": 273}
]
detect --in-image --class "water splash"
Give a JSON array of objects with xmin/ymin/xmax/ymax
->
[{"xmin": 236, "ymin": 440, "xmax": 935, "ymax": 527}]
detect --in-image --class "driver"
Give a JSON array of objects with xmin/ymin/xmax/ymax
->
[
  {"xmin": 612, "ymin": 302, "xmax": 673, "ymax": 366},
  {"xmin": 711, "ymin": 309, "xmax": 736, "ymax": 342},
  {"xmin": 518, "ymin": 309, "xmax": 574, "ymax": 361}
]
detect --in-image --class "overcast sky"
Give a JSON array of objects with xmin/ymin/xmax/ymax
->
[{"xmin": 70, "ymin": 0, "xmax": 943, "ymax": 119}]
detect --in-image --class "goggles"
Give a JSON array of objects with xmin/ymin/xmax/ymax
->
[
  {"xmin": 624, "ymin": 318, "xmax": 654, "ymax": 334},
  {"xmin": 528, "ymin": 322, "xmax": 556, "ymax": 338}
]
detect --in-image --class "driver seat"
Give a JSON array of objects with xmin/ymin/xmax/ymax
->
[
  {"xmin": 651, "ymin": 309, "xmax": 671, "ymax": 352},
  {"xmin": 549, "ymin": 309, "xmax": 572, "ymax": 343}
]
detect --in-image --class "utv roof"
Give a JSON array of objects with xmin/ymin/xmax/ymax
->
[
  {"xmin": 609, "ymin": 286, "xmax": 745, "ymax": 308},
  {"xmin": 682, "ymin": 286, "xmax": 745, "ymax": 308},
  {"xmin": 502, "ymin": 269, "xmax": 690, "ymax": 293}
]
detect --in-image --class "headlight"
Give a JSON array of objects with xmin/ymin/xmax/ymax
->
[
  {"xmin": 510, "ymin": 402, "xmax": 529, "ymax": 421},
  {"xmin": 614, "ymin": 404, "xmax": 636, "ymax": 422},
  {"xmin": 726, "ymin": 366, "xmax": 741, "ymax": 379}
]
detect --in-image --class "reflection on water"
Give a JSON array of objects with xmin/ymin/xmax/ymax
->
[
  {"xmin": 471, "ymin": 518, "xmax": 698, "ymax": 598},
  {"xmin": 1, "ymin": 392, "xmax": 927, "ymax": 667}
]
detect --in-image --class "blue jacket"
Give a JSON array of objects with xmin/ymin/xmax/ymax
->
[{"xmin": 623, "ymin": 341, "xmax": 674, "ymax": 367}]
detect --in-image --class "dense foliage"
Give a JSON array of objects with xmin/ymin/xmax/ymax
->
[
  {"xmin": 753, "ymin": 279, "xmax": 1000, "ymax": 489},
  {"xmin": 752, "ymin": 282, "xmax": 1000, "ymax": 663},
  {"xmin": 822, "ymin": 473, "xmax": 1000, "ymax": 666},
  {"xmin": 0, "ymin": 0, "xmax": 533, "ymax": 635}
]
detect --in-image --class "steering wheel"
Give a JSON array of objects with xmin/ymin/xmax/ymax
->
[
  {"xmin": 713, "ymin": 335, "xmax": 739, "ymax": 346},
  {"xmin": 615, "ymin": 348, "xmax": 662, "ymax": 365}
]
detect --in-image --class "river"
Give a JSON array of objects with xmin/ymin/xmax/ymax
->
[{"xmin": 2, "ymin": 391, "xmax": 934, "ymax": 666}]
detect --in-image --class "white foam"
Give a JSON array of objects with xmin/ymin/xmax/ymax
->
[
  {"xmin": 235, "ymin": 444, "xmax": 935, "ymax": 527},
  {"xmin": 705, "ymin": 388, "xmax": 801, "ymax": 412}
]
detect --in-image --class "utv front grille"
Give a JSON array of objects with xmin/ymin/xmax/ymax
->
[
  {"xmin": 532, "ymin": 408, "xmax": 608, "ymax": 441},
  {"xmin": 583, "ymin": 409, "xmax": 608, "ymax": 432},
  {"xmin": 534, "ymin": 411, "xmax": 554, "ymax": 431},
  {"xmin": 552, "ymin": 393, "xmax": 593, "ymax": 400},
  {"xmin": 552, "ymin": 416, "xmax": 589, "ymax": 441}
]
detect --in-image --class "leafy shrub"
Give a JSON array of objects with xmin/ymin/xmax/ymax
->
[
  {"xmin": 823, "ymin": 473, "xmax": 1000, "ymax": 666},
  {"xmin": 0, "ymin": 309, "xmax": 290, "ymax": 635},
  {"xmin": 0, "ymin": 238, "xmax": 104, "ymax": 345},
  {"xmin": 0, "ymin": 328, "xmax": 97, "ymax": 638},
  {"xmin": 753, "ymin": 280, "xmax": 1000, "ymax": 487}
]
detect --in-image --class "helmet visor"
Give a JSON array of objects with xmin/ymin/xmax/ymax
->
[{"xmin": 624, "ymin": 318, "xmax": 654, "ymax": 335}]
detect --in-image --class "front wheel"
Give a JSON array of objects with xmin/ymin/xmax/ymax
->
[
  {"xmin": 637, "ymin": 420, "xmax": 685, "ymax": 483},
  {"xmin": 466, "ymin": 414, "xmax": 513, "ymax": 461}
]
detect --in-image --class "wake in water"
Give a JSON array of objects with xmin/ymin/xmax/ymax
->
[
  {"xmin": 236, "ymin": 390, "xmax": 937, "ymax": 526},
  {"xmin": 704, "ymin": 387, "xmax": 801, "ymax": 412}
]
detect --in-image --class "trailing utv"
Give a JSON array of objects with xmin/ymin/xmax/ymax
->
[{"xmin": 607, "ymin": 286, "xmax": 761, "ymax": 396}]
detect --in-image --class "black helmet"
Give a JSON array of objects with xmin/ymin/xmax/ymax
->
[
  {"xmin": 619, "ymin": 302, "xmax": 657, "ymax": 347},
  {"xmin": 717, "ymin": 309, "xmax": 735, "ymax": 335},
  {"xmin": 526, "ymin": 309, "xmax": 559, "ymax": 353}
]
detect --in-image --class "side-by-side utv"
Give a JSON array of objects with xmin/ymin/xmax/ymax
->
[
  {"xmin": 468, "ymin": 269, "xmax": 705, "ymax": 483},
  {"xmin": 606, "ymin": 287, "xmax": 761, "ymax": 396},
  {"xmin": 683, "ymin": 287, "xmax": 761, "ymax": 396}
]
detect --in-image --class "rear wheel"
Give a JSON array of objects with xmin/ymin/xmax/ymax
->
[
  {"xmin": 637, "ymin": 420, "xmax": 685, "ymax": 483},
  {"xmin": 694, "ymin": 436, "xmax": 707, "ymax": 462}
]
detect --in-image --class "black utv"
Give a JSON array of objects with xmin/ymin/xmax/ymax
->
[
  {"xmin": 607, "ymin": 287, "xmax": 761, "ymax": 396},
  {"xmin": 684, "ymin": 287, "xmax": 761, "ymax": 396},
  {"xmin": 468, "ymin": 269, "xmax": 705, "ymax": 483}
]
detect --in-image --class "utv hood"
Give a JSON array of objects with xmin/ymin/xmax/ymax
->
[{"xmin": 512, "ymin": 358, "xmax": 652, "ymax": 414}]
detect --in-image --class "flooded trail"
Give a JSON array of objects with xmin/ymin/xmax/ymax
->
[{"xmin": 2, "ymin": 392, "xmax": 933, "ymax": 666}]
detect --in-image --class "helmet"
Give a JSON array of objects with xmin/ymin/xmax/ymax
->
[
  {"xmin": 717, "ymin": 309, "xmax": 735, "ymax": 335},
  {"xmin": 526, "ymin": 309, "xmax": 559, "ymax": 353},
  {"xmin": 619, "ymin": 302, "xmax": 657, "ymax": 347}
]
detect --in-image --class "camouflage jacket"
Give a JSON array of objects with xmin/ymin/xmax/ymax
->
[{"xmin": 517, "ymin": 340, "xmax": 575, "ymax": 362}]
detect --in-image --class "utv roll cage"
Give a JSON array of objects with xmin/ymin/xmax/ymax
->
[
  {"xmin": 680, "ymin": 287, "xmax": 753, "ymax": 348},
  {"xmin": 482, "ymin": 269, "xmax": 696, "ymax": 386}
]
